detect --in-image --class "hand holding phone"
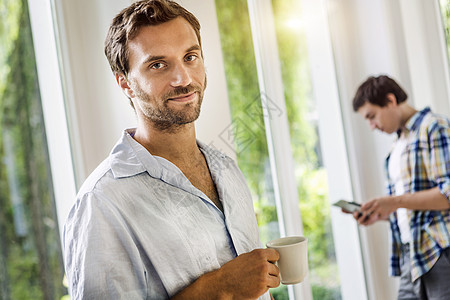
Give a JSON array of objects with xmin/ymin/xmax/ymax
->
[{"xmin": 332, "ymin": 199, "xmax": 361, "ymax": 213}]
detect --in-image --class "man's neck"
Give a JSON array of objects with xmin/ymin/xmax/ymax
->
[
  {"xmin": 133, "ymin": 122, "xmax": 201, "ymax": 165},
  {"xmin": 398, "ymin": 103, "xmax": 418, "ymax": 129}
]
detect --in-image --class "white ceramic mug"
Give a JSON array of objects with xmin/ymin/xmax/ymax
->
[{"xmin": 266, "ymin": 236, "xmax": 308, "ymax": 285}]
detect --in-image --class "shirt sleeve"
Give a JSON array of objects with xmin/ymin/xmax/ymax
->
[
  {"xmin": 63, "ymin": 191, "xmax": 148, "ymax": 300},
  {"xmin": 427, "ymin": 121, "xmax": 450, "ymax": 202}
]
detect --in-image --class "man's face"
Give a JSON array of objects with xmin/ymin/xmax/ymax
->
[
  {"xmin": 124, "ymin": 17, "xmax": 206, "ymax": 131},
  {"xmin": 357, "ymin": 100, "xmax": 401, "ymax": 134}
]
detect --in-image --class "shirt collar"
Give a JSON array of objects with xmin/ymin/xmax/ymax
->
[
  {"xmin": 110, "ymin": 129, "xmax": 160, "ymax": 179},
  {"xmin": 396, "ymin": 107, "xmax": 431, "ymax": 137},
  {"xmin": 109, "ymin": 128, "xmax": 230, "ymax": 181},
  {"xmin": 405, "ymin": 107, "xmax": 431, "ymax": 132}
]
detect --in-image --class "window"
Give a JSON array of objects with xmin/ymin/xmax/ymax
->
[
  {"xmin": 271, "ymin": 1, "xmax": 341, "ymax": 298},
  {"xmin": 215, "ymin": 0, "xmax": 342, "ymax": 298},
  {"xmin": 439, "ymin": 0, "xmax": 450, "ymax": 64},
  {"xmin": 0, "ymin": 0, "xmax": 66, "ymax": 298},
  {"xmin": 214, "ymin": 0, "xmax": 287, "ymax": 296}
]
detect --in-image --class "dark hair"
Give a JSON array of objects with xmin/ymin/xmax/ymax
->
[
  {"xmin": 104, "ymin": 0, "xmax": 201, "ymax": 77},
  {"xmin": 352, "ymin": 75, "xmax": 408, "ymax": 112}
]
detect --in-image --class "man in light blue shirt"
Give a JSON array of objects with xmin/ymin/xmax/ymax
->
[{"xmin": 63, "ymin": 0, "xmax": 280, "ymax": 299}]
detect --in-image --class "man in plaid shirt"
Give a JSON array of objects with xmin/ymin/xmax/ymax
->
[{"xmin": 352, "ymin": 75, "xmax": 449, "ymax": 299}]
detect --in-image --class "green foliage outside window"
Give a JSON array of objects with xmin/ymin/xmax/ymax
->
[
  {"xmin": 440, "ymin": 0, "xmax": 450, "ymax": 65},
  {"xmin": 0, "ymin": 0, "xmax": 66, "ymax": 299},
  {"xmin": 271, "ymin": 1, "xmax": 340, "ymax": 297},
  {"xmin": 214, "ymin": 0, "xmax": 281, "ymax": 248}
]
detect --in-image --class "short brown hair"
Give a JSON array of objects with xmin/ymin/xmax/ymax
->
[
  {"xmin": 352, "ymin": 75, "xmax": 408, "ymax": 112},
  {"xmin": 104, "ymin": 0, "xmax": 201, "ymax": 77}
]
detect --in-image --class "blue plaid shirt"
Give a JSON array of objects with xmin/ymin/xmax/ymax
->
[{"xmin": 385, "ymin": 107, "xmax": 450, "ymax": 281}]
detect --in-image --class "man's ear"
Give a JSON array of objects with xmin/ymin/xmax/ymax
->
[
  {"xmin": 116, "ymin": 73, "xmax": 134, "ymax": 99},
  {"xmin": 386, "ymin": 93, "xmax": 398, "ymax": 107}
]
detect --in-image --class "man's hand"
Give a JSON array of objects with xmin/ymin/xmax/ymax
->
[
  {"xmin": 172, "ymin": 248, "xmax": 280, "ymax": 300},
  {"xmin": 355, "ymin": 196, "xmax": 395, "ymax": 226},
  {"xmin": 349, "ymin": 188, "xmax": 449, "ymax": 226},
  {"xmin": 217, "ymin": 248, "xmax": 280, "ymax": 299}
]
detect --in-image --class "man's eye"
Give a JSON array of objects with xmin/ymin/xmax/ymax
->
[
  {"xmin": 150, "ymin": 62, "xmax": 165, "ymax": 70},
  {"xmin": 185, "ymin": 55, "xmax": 197, "ymax": 62}
]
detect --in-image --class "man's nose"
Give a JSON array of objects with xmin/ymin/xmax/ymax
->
[
  {"xmin": 369, "ymin": 121, "xmax": 377, "ymax": 130},
  {"xmin": 170, "ymin": 63, "xmax": 192, "ymax": 87}
]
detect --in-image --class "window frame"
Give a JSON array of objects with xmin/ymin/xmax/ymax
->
[{"xmin": 27, "ymin": 0, "xmax": 77, "ymax": 244}]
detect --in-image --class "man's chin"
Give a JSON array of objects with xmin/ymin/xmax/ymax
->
[{"xmin": 152, "ymin": 112, "xmax": 201, "ymax": 132}]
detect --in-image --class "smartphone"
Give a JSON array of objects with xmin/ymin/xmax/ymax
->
[{"xmin": 332, "ymin": 199, "xmax": 361, "ymax": 213}]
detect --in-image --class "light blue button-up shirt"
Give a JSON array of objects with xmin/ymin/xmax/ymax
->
[{"xmin": 63, "ymin": 129, "xmax": 270, "ymax": 299}]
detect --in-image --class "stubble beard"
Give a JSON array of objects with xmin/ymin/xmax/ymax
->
[{"xmin": 134, "ymin": 78, "xmax": 206, "ymax": 132}]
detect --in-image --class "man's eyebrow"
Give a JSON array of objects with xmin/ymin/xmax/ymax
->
[
  {"xmin": 142, "ymin": 55, "xmax": 165, "ymax": 66},
  {"xmin": 186, "ymin": 45, "xmax": 201, "ymax": 53},
  {"xmin": 141, "ymin": 45, "xmax": 201, "ymax": 66}
]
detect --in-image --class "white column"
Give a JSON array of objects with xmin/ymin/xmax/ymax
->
[
  {"xmin": 398, "ymin": 0, "xmax": 450, "ymax": 114},
  {"xmin": 301, "ymin": 0, "xmax": 368, "ymax": 299}
]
